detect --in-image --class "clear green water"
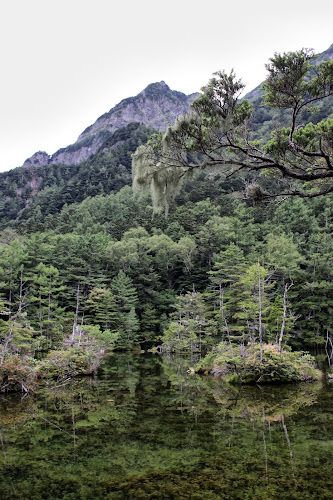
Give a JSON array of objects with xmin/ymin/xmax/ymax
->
[{"xmin": 0, "ymin": 353, "xmax": 333, "ymax": 499}]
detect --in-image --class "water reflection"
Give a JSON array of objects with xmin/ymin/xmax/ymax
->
[
  {"xmin": 0, "ymin": 353, "xmax": 332, "ymax": 499},
  {"xmin": 162, "ymin": 353, "xmax": 322, "ymax": 420}
]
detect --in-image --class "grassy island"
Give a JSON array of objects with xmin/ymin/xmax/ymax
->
[{"xmin": 196, "ymin": 343, "xmax": 322, "ymax": 384}]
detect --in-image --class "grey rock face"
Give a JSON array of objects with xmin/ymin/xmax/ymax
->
[
  {"xmin": 22, "ymin": 151, "xmax": 50, "ymax": 168},
  {"xmin": 77, "ymin": 82, "xmax": 197, "ymax": 141},
  {"xmin": 24, "ymin": 82, "xmax": 198, "ymax": 168}
]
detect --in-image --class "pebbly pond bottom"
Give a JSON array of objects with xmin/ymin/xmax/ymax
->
[{"xmin": 0, "ymin": 353, "xmax": 333, "ymax": 499}]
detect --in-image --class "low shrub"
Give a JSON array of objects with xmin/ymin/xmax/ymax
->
[
  {"xmin": 37, "ymin": 345, "xmax": 103, "ymax": 380},
  {"xmin": 0, "ymin": 356, "xmax": 37, "ymax": 393},
  {"xmin": 197, "ymin": 342, "xmax": 322, "ymax": 384}
]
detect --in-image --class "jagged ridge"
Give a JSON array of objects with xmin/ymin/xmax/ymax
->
[{"xmin": 22, "ymin": 82, "xmax": 198, "ymax": 168}]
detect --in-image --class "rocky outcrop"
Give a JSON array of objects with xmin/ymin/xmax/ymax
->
[
  {"xmin": 23, "ymin": 82, "xmax": 198, "ymax": 168},
  {"xmin": 77, "ymin": 81, "xmax": 198, "ymax": 142},
  {"xmin": 22, "ymin": 151, "xmax": 50, "ymax": 168}
]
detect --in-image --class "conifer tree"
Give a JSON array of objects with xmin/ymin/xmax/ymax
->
[
  {"xmin": 28, "ymin": 263, "xmax": 66, "ymax": 345},
  {"xmin": 111, "ymin": 271, "xmax": 139, "ymax": 348},
  {"xmin": 85, "ymin": 287, "xmax": 118, "ymax": 330},
  {"xmin": 162, "ymin": 291, "xmax": 212, "ymax": 352},
  {"xmin": 207, "ymin": 244, "xmax": 246, "ymax": 336}
]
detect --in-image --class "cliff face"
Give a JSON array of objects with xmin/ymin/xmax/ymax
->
[
  {"xmin": 23, "ymin": 82, "xmax": 198, "ymax": 168},
  {"xmin": 22, "ymin": 151, "xmax": 50, "ymax": 168},
  {"xmin": 78, "ymin": 81, "xmax": 197, "ymax": 141}
]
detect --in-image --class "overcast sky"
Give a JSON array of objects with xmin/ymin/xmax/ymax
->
[{"xmin": 0, "ymin": 0, "xmax": 332, "ymax": 173}]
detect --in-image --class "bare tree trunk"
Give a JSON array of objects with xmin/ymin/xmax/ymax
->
[
  {"xmin": 18, "ymin": 266, "xmax": 24, "ymax": 314},
  {"xmin": 219, "ymin": 283, "xmax": 224, "ymax": 319},
  {"xmin": 224, "ymin": 319, "xmax": 234, "ymax": 357},
  {"xmin": 78, "ymin": 313, "xmax": 84, "ymax": 346},
  {"xmin": 278, "ymin": 282, "xmax": 293, "ymax": 353},
  {"xmin": 224, "ymin": 319, "xmax": 243, "ymax": 382},
  {"xmin": 72, "ymin": 406, "xmax": 77, "ymax": 463},
  {"xmin": 325, "ymin": 330, "xmax": 333, "ymax": 366},
  {"xmin": 262, "ymin": 407, "xmax": 269, "ymax": 488},
  {"xmin": 72, "ymin": 284, "xmax": 80, "ymax": 344},
  {"xmin": 47, "ymin": 276, "xmax": 52, "ymax": 345},
  {"xmin": 228, "ymin": 412, "xmax": 235, "ymax": 448},
  {"xmin": 258, "ymin": 260, "xmax": 263, "ymax": 362},
  {"xmin": 0, "ymin": 317, "xmax": 16, "ymax": 365},
  {"xmin": 38, "ymin": 289, "xmax": 43, "ymax": 334},
  {"xmin": 281, "ymin": 414, "xmax": 295, "ymax": 479},
  {"xmin": 219, "ymin": 284, "xmax": 227, "ymax": 344},
  {"xmin": 8, "ymin": 248, "xmax": 15, "ymax": 316}
]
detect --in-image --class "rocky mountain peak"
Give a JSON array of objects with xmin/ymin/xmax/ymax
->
[
  {"xmin": 22, "ymin": 82, "xmax": 198, "ymax": 168},
  {"xmin": 144, "ymin": 81, "xmax": 169, "ymax": 91}
]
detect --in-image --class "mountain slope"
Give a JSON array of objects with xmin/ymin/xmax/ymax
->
[
  {"xmin": 22, "ymin": 82, "xmax": 198, "ymax": 168},
  {"xmin": 0, "ymin": 123, "xmax": 155, "ymax": 229}
]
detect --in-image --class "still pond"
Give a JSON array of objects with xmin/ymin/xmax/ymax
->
[{"xmin": 0, "ymin": 353, "xmax": 333, "ymax": 499}]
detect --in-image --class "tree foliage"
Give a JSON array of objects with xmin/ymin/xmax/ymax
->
[{"xmin": 133, "ymin": 49, "xmax": 333, "ymax": 211}]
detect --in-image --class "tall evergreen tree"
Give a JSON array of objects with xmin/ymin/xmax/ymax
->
[{"xmin": 111, "ymin": 271, "xmax": 139, "ymax": 348}]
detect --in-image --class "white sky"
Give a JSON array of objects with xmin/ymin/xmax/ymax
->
[{"xmin": 0, "ymin": 0, "xmax": 332, "ymax": 173}]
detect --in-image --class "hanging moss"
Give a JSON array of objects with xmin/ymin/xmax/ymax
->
[{"xmin": 132, "ymin": 145, "xmax": 185, "ymax": 215}]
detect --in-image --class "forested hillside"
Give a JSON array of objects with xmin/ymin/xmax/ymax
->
[
  {"xmin": 0, "ymin": 45, "xmax": 332, "ymax": 390},
  {"xmin": 0, "ymin": 123, "xmax": 155, "ymax": 229}
]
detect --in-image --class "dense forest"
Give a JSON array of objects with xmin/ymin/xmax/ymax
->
[{"xmin": 0, "ymin": 47, "xmax": 332, "ymax": 390}]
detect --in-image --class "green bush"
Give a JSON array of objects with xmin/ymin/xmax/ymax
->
[
  {"xmin": 37, "ymin": 346, "xmax": 103, "ymax": 380},
  {"xmin": 0, "ymin": 355, "xmax": 36, "ymax": 393},
  {"xmin": 197, "ymin": 342, "xmax": 322, "ymax": 384}
]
